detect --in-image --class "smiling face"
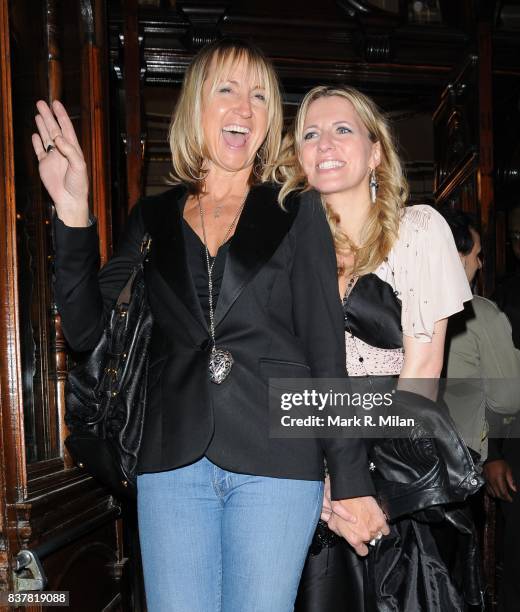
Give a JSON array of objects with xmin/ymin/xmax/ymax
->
[
  {"xmin": 299, "ymin": 95, "xmax": 381, "ymax": 202},
  {"xmin": 200, "ymin": 56, "xmax": 269, "ymax": 176}
]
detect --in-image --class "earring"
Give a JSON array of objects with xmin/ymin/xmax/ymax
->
[{"xmin": 369, "ymin": 168, "xmax": 379, "ymax": 205}]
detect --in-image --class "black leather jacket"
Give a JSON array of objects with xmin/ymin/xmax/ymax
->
[
  {"xmin": 366, "ymin": 390, "xmax": 485, "ymax": 611},
  {"xmin": 370, "ymin": 389, "xmax": 483, "ymax": 521}
]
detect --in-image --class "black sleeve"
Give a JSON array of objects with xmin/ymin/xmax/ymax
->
[
  {"xmin": 486, "ymin": 437, "xmax": 504, "ymax": 463},
  {"xmin": 290, "ymin": 190, "xmax": 375, "ymax": 500},
  {"xmin": 53, "ymin": 203, "xmax": 145, "ymax": 352}
]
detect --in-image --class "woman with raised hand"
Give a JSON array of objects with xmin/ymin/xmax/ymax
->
[
  {"xmin": 33, "ymin": 41, "xmax": 386, "ymax": 612},
  {"xmin": 274, "ymin": 85, "xmax": 474, "ymax": 611}
]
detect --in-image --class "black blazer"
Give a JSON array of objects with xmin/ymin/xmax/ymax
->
[{"xmin": 53, "ymin": 183, "xmax": 374, "ymax": 500}]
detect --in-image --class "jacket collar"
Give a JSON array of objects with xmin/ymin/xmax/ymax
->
[{"xmin": 144, "ymin": 183, "xmax": 296, "ymax": 333}]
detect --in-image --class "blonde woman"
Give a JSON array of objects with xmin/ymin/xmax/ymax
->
[
  {"xmin": 274, "ymin": 85, "xmax": 473, "ymax": 611},
  {"xmin": 33, "ymin": 45, "xmax": 388, "ymax": 611}
]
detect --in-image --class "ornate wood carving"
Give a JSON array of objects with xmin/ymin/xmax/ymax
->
[{"xmin": 433, "ymin": 56, "xmax": 478, "ymax": 195}]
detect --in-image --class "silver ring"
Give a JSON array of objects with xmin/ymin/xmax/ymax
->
[
  {"xmin": 46, "ymin": 143, "xmax": 55, "ymax": 154},
  {"xmin": 369, "ymin": 531, "xmax": 384, "ymax": 546}
]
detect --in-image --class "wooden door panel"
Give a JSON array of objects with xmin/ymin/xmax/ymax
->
[{"xmin": 0, "ymin": 1, "xmax": 130, "ymax": 609}]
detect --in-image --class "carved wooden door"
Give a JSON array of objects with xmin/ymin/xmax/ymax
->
[{"xmin": 0, "ymin": 1, "xmax": 144, "ymax": 610}]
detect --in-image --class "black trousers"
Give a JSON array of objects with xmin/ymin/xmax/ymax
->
[
  {"xmin": 295, "ymin": 534, "xmax": 365, "ymax": 612},
  {"xmin": 498, "ymin": 439, "xmax": 520, "ymax": 612}
]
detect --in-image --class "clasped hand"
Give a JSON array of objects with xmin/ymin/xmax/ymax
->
[{"xmin": 320, "ymin": 476, "xmax": 389, "ymax": 556}]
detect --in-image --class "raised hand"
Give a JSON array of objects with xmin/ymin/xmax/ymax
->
[{"xmin": 32, "ymin": 100, "xmax": 89, "ymax": 227}]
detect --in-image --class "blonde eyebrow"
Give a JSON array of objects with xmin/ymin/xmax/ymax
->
[
  {"xmin": 303, "ymin": 120, "xmax": 353, "ymax": 130},
  {"xmin": 219, "ymin": 79, "xmax": 265, "ymax": 91}
]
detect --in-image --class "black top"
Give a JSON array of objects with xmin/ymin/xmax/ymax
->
[
  {"xmin": 342, "ymin": 272, "xmax": 403, "ymax": 350},
  {"xmin": 182, "ymin": 218, "xmax": 230, "ymax": 323}
]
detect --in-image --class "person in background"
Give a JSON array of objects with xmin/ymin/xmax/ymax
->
[
  {"xmin": 274, "ymin": 84, "xmax": 473, "ymax": 612},
  {"xmin": 441, "ymin": 208, "xmax": 520, "ymax": 463},
  {"xmin": 487, "ymin": 202, "xmax": 520, "ymax": 612},
  {"xmin": 496, "ymin": 203, "xmax": 520, "ymax": 347},
  {"xmin": 33, "ymin": 40, "xmax": 386, "ymax": 612}
]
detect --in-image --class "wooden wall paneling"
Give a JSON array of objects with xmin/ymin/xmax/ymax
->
[
  {"xmin": 107, "ymin": 2, "xmax": 469, "ymax": 111},
  {"xmin": 123, "ymin": 0, "xmax": 145, "ymax": 211},
  {"xmin": 0, "ymin": 0, "xmax": 27, "ymax": 593},
  {"xmin": 9, "ymin": 0, "xmax": 55, "ymax": 469}
]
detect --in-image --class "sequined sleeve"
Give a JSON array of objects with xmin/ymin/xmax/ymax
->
[{"xmin": 392, "ymin": 205, "xmax": 473, "ymax": 342}]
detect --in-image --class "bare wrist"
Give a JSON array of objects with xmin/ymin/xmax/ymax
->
[{"xmin": 57, "ymin": 205, "xmax": 90, "ymax": 228}]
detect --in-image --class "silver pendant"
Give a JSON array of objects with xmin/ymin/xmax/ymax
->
[{"xmin": 209, "ymin": 347, "xmax": 233, "ymax": 384}]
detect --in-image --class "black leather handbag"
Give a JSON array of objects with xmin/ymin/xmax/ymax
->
[{"xmin": 64, "ymin": 235, "xmax": 152, "ymax": 500}]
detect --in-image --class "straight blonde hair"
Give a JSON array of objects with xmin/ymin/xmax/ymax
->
[
  {"xmin": 273, "ymin": 85, "xmax": 409, "ymax": 277},
  {"xmin": 168, "ymin": 39, "xmax": 283, "ymax": 193}
]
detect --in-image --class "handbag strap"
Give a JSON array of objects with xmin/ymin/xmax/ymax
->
[{"xmin": 116, "ymin": 233, "xmax": 151, "ymax": 307}]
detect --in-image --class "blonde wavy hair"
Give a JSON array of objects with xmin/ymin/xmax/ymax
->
[
  {"xmin": 273, "ymin": 85, "xmax": 409, "ymax": 277},
  {"xmin": 168, "ymin": 39, "xmax": 283, "ymax": 193}
]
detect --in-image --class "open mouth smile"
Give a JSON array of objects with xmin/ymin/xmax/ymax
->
[
  {"xmin": 317, "ymin": 160, "xmax": 346, "ymax": 170},
  {"xmin": 222, "ymin": 125, "xmax": 251, "ymax": 148}
]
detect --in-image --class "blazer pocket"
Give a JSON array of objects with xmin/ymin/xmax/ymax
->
[
  {"xmin": 259, "ymin": 359, "xmax": 311, "ymax": 400},
  {"xmin": 259, "ymin": 358, "xmax": 311, "ymax": 383}
]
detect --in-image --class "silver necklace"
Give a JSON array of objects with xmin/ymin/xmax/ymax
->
[
  {"xmin": 198, "ymin": 192, "xmax": 248, "ymax": 384},
  {"xmin": 213, "ymin": 202, "xmax": 224, "ymax": 218}
]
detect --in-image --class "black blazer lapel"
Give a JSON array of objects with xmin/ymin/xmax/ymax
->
[
  {"xmin": 143, "ymin": 185, "xmax": 208, "ymax": 332},
  {"xmin": 214, "ymin": 183, "xmax": 297, "ymax": 328}
]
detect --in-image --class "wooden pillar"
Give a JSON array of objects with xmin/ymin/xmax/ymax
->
[
  {"xmin": 123, "ymin": 0, "xmax": 144, "ymax": 211},
  {"xmin": 46, "ymin": 0, "xmax": 62, "ymax": 101},
  {"xmin": 0, "ymin": 0, "xmax": 26, "ymax": 592},
  {"xmin": 43, "ymin": 0, "xmax": 64, "ymax": 463},
  {"xmin": 477, "ymin": 19, "xmax": 495, "ymax": 297},
  {"xmin": 80, "ymin": 0, "xmax": 111, "ymax": 263}
]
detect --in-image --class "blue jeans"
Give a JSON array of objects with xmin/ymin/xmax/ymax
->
[{"xmin": 137, "ymin": 457, "xmax": 323, "ymax": 612}]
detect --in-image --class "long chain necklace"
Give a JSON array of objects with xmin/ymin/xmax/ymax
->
[{"xmin": 198, "ymin": 191, "xmax": 248, "ymax": 384}]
